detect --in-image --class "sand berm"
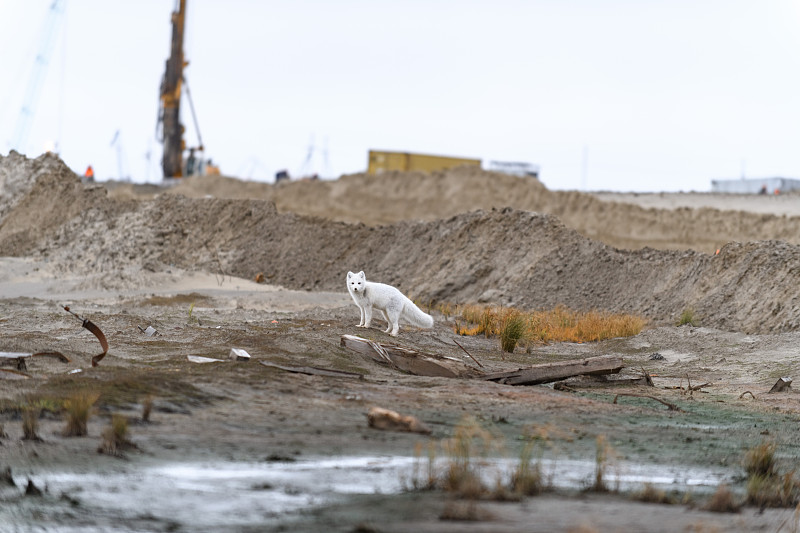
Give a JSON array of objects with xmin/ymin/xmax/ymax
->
[{"xmin": 2, "ymin": 150, "xmax": 800, "ymax": 334}]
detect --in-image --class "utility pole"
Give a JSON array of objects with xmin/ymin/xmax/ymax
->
[{"xmin": 159, "ymin": 0, "xmax": 186, "ymax": 178}]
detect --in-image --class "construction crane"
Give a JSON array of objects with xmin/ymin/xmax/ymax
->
[
  {"xmin": 156, "ymin": 0, "xmax": 187, "ymax": 178},
  {"xmin": 9, "ymin": 0, "xmax": 66, "ymax": 154}
]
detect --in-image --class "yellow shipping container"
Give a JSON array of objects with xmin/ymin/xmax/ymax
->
[{"xmin": 367, "ymin": 150, "xmax": 481, "ymax": 174}]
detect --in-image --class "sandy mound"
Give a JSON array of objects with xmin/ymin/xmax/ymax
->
[
  {"xmin": 137, "ymin": 167, "xmax": 800, "ymax": 253},
  {"xmin": 3, "ymin": 152, "xmax": 800, "ymax": 334}
]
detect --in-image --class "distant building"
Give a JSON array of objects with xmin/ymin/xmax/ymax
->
[
  {"xmin": 710, "ymin": 177, "xmax": 800, "ymax": 194},
  {"xmin": 485, "ymin": 160, "xmax": 539, "ymax": 179}
]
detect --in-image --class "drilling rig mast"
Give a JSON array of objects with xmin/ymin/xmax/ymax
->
[{"xmin": 158, "ymin": 0, "xmax": 187, "ymax": 178}]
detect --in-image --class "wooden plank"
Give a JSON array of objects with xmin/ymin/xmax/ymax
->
[
  {"xmin": 481, "ymin": 354, "xmax": 624, "ymax": 386},
  {"xmin": 0, "ymin": 352, "xmax": 31, "ymax": 371},
  {"xmin": 340, "ymin": 335, "xmax": 477, "ymax": 378}
]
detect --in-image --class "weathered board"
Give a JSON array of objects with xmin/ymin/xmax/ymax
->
[
  {"xmin": 340, "ymin": 335, "xmax": 479, "ymax": 378},
  {"xmin": 481, "ymin": 355, "xmax": 624, "ymax": 386}
]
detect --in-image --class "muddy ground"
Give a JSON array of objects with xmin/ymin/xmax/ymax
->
[{"xmin": 1, "ymin": 151, "xmax": 800, "ymax": 532}]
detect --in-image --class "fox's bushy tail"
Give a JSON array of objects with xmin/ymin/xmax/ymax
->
[{"xmin": 403, "ymin": 299, "xmax": 434, "ymax": 329}]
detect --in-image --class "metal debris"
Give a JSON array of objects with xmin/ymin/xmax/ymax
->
[
  {"xmin": 138, "ymin": 325, "xmax": 159, "ymax": 337},
  {"xmin": 63, "ymin": 306, "xmax": 108, "ymax": 366},
  {"xmin": 229, "ymin": 348, "xmax": 251, "ymax": 362},
  {"xmin": 187, "ymin": 355, "xmax": 224, "ymax": 364}
]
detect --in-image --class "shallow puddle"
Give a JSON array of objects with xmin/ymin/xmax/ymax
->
[{"xmin": 3, "ymin": 455, "xmax": 736, "ymax": 530}]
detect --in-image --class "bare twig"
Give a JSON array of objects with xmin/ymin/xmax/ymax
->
[
  {"xmin": 640, "ymin": 366, "xmax": 654, "ymax": 387},
  {"xmin": 613, "ymin": 392, "xmax": 684, "ymax": 412},
  {"xmin": 453, "ymin": 339, "xmax": 484, "ymax": 369}
]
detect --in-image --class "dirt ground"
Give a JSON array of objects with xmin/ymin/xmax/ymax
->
[{"xmin": 2, "ymin": 151, "xmax": 800, "ymax": 532}]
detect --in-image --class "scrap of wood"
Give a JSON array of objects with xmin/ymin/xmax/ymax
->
[
  {"xmin": 768, "ymin": 377, "xmax": 792, "ymax": 393},
  {"xmin": 481, "ymin": 355, "xmax": 624, "ymax": 386},
  {"xmin": 0, "ymin": 352, "xmax": 31, "ymax": 371},
  {"xmin": 340, "ymin": 335, "xmax": 478, "ymax": 378},
  {"xmin": 259, "ymin": 361, "xmax": 365, "ymax": 380},
  {"xmin": 612, "ymin": 392, "xmax": 684, "ymax": 412},
  {"xmin": 452, "ymin": 338, "xmax": 484, "ymax": 369},
  {"xmin": 554, "ymin": 374, "xmax": 652, "ymax": 390},
  {"xmin": 666, "ymin": 382, "xmax": 711, "ymax": 393},
  {"xmin": 367, "ymin": 406, "xmax": 431, "ymax": 435},
  {"xmin": 32, "ymin": 351, "xmax": 71, "ymax": 363},
  {"xmin": 0, "ymin": 368, "xmax": 31, "ymax": 380},
  {"xmin": 641, "ymin": 367, "xmax": 654, "ymax": 387}
]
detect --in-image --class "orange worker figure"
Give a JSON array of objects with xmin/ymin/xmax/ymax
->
[{"xmin": 84, "ymin": 165, "xmax": 95, "ymax": 182}]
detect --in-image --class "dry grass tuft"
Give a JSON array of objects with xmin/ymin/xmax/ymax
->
[
  {"xmin": 409, "ymin": 441, "xmax": 438, "ymax": 491},
  {"xmin": 590, "ymin": 434, "xmax": 618, "ymax": 492},
  {"xmin": 440, "ymin": 416, "xmax": 503, "ymax": 500},
  {"xmin": 742, "ymin": 441, "xmax": 800, "ymax": 508},
  {"xmin": 141, "ymin": 395, "xmax": 154, "ymax": 423},
  {"xmin": 62, "ymin": 392, "xmax": 99, "ymax": 437},
  {"xmin": 439, "ymin": 500, "xmax": 492, "ymax": 521},
  {"xmin": 453, "ymin": 304, "xmax": 645, "ymax": 347},
  {"xmin": 510, "ymin": 441, "xmax": 545, "ymax": 496},
  {"xmin": 744, "ymin": 441, "xmax": 776, "ymax": 477},
  {"xmin": 21, "ymin": 406, "xmax": 41, "ymax": 441},
  {"xmin": 500, "ymin": 310, "xmax": 526, "ymax": 353},
  {"xmin": 634, "ymin": 483, "xmax": 677, "ymax": 505},
  {"xmin": 98, "ymin": 414, "xmax": 133, "ymax": 457},
  {"xmin": 703, "ymin": 484, "xmax": 741, "ymax": 513},
  {"xmin": 677, "ymin": 307, "xmax": 699, "ymax": 327}
]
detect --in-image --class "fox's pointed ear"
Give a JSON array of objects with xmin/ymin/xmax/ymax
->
[
  {"xmin": 347, "ymin": 271, "xmax": 353, "ymax": 278},
  {"xmin": 358, "ymin": 271, "xmax": 365, "ymax": 279}
]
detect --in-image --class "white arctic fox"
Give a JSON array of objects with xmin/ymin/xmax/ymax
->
[{"xmin": 346, "ymin": 271, "xmax": 434, "ymax": 336}]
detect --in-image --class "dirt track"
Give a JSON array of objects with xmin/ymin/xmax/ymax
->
[{"xmin": 2, "ymin": 151, "xmax": 800, "ymax": 532}]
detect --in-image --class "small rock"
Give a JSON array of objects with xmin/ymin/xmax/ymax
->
[
  {"xmin": 649, "ymin": 352, "xmax": 665, "ymax": 360},
  {"xmin": 25, "ymin": 478, "xmax": 42, "ymax": 496}
]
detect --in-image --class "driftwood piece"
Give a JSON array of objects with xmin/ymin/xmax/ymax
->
[
  {"xmin": 482, "ymin": 355, "xmax": 624, "ymax": 386},
  {"xmin": 0, "ymin": 352, "xmax": 31, "ymax": 371},
  {"xmin": 613, "ymin": 392, "xmax": 684, "ymax": 412},
  {"xmin": 340, "ymin": 335, "xmax": 478, "ymax": 378},
  {"xmin": 367, "ymin": 406, "xmax": 431, "ymax": 435},
  {"xmin": 768, "ymin": 377, "xmax": 792, "ymax": 393},
  {"xmin": 554, "ymin": 374, "xmax": 650, "ymax": 390},
  {"xmin": 0, "ymin": 368, "xmax": 32, "ymax": 379},
  {"xmin": 259, "ymin": 361, "xmax": 365, "ymax": 380},
  {"xmin": 32, "ymin": 351, "xmax": 71, "ymax": 363}
]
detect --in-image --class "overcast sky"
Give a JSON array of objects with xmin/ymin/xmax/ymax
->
[{"xmin": 1, "ymin": 0, "xmax": 799, "ymax": 191}]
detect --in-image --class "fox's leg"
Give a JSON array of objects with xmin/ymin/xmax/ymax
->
[
  {"xmin": 385, "ymin": 308, "xmax": 401, "ymax": 336},
  {"xmin": 363, "ymin": 305, "xmax": 373, "ymax": 328},
  {"xmin": 356, "ymin": 304, "xmax": 366, "ymax": 327},
  {"xmin": 378, "ymin": 310, "xmax": 390, "ymax": 332}
]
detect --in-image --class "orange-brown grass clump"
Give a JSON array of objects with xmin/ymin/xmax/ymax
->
[
  {"xmin": 743, "ymin": 441, "xmax": 800, "ymax": 508},
  {"xmin": 703, "ymin": 484, "xmax": 741, "ymax": 513},
  {"xmin": 98, "ymin": 414, "xmax": 133, "ymax": 457},
  {"xmin": 63, "ymin": 392, "xmax": 99, "ymax": 437},
  {"xmin": 21, "ymin": 406, "xmax": 42, "ymax": 442},
  {"xmin": 454, "ymin": 304, "xmax": 646, "ymax": 347},
  {"xmin": 441, "ymin": 415, "xmax": 502, "ymax": 500}
]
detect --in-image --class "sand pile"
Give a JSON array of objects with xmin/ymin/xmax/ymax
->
[
  {"xmin": 3, "ymin": 152, "xmax": 800, "ymax": 333},
  {"xmin": 145, "ymin": 167, "xmax": 800, "ymax": 253}
]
